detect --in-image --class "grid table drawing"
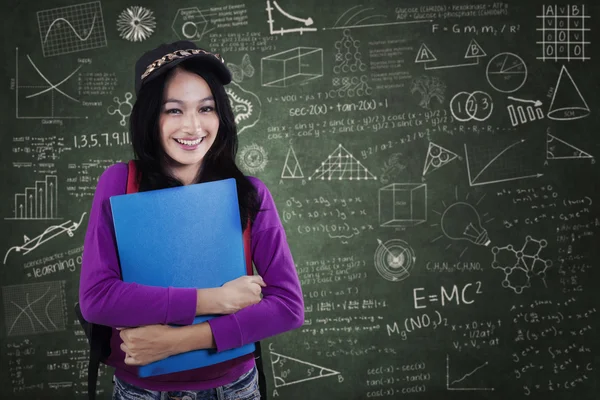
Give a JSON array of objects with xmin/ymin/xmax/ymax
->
[
  {"xmin": 37, "ymin": 1, "xmax": 108, "ymax": 57},
  {"xmin": 536, "ymin": 5, "xmax": 590, "ymax": 61}
]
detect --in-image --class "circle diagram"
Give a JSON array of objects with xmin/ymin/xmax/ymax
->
[
  {"xmin": 486, "ymin": 53, "xmax": 527, "ymax": 93},
  {"xmin": 374, "ymin": 239, "xmax": 416, "ymax": 282},
  {"xmin": 238, "ymin": 143, "xmax": 268, "ymax": 174},
  {"xmin": 450, "ymin": 91, "xmax": 493, "ymax": 122}
]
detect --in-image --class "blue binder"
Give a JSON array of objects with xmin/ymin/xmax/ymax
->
[{"xmin": 109, "ymin": 178, "xmax": 255, "ymax": 377}]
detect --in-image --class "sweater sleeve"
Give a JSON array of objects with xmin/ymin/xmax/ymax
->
[
  {"xmin": 208, "ymin": 178, "xmax": 304, "ymax": 351},
  {"xmin": 78, "ymin": 163, "xmax": 197, "ymax": 328}
]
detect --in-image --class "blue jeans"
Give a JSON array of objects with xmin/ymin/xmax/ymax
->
[{"xmin": 113, "ymin": 366, "xmax": 260, "ymax": 400}]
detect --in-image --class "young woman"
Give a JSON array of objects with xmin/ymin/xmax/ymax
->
[{"xmin": 79, "ymin": 41, "xmax": 304, "ymax": 399}]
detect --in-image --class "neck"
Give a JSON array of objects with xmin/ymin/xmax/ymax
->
[{"xmin": 170, "ymin": 164, "xmax": 200, "ymax": 186}]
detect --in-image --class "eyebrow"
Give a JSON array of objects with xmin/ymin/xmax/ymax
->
[{"xmin": 163, "ymin": 96, "xmax": 214, "ymax": 105}]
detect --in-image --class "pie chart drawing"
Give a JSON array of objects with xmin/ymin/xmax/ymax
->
[{"xmin": 486, "ymin": 53, "xmax": 527, "ymax": 93}]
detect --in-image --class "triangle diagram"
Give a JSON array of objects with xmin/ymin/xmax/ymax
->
[
  {"xmin": 547, "ymin": 65, "xmax": 590, "ymax": 120},
  {"xmin": 281, "ymin": 146, "xmax": 304, "ymax": 178},
  {"xmin": 423, "ymin": 142, "xmax": 459, "ymax": 176},
  {"xmin": 415, "ymin": 43, "xmax": 437, "ymax": 63},
  {"xmin": 464, "ymin": 39, "xmax": 486, "ymax": 59},
  {"xmin": 309, "ymin": 144, "xmax": 377, "ymax": 181},
  {"xmin": 270, "ymin": 351, "xmax": 340, "ymax": 387},
  {"xmin": 546, "ymin": 133, "xmax": 593, "ymax": 159}
]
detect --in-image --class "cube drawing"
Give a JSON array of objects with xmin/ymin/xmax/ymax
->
[
  {"xmin": 261, "ymin": 47, "xmax": 323, "ymax": 87},
  {"xmin": 379, "ymin": 183, "xmax": 427, "ymax": 227}
]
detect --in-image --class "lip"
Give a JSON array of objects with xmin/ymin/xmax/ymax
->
[{"xmin": 174, "ymin": 137, "xmax": 205, "ymax": 141}]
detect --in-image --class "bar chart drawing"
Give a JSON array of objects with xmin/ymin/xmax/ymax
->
[
  {"xmin": 6, "ymin": 175, "xmax": 59, "ymax": 220},
  {"xmin": 506, "ymin": 97, "xmax": 545, "ymax": 126}
]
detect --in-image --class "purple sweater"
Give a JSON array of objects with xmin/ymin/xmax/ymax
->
[{"xmin": 79, "ymin": 163, "xmax": 304, "ymax": 390}]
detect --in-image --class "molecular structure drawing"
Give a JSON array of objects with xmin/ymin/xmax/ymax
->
[
  {"xmin": 107, "ymin": 92, "xmax": 133, "ymax": 126},
  {"xmin": 491, "ymin": 236, "xmax": 552, "ymax": 294}
]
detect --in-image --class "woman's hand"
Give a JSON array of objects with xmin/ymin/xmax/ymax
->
[
  {"xmin": 118, "ymin": 325, "xmax": 177, "ymax": 366},
  {"xmin": 218, "ymin": 275, "xmax": 266, "ymax": 314}
]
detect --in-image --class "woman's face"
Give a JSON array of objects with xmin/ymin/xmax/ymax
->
[{"xmin": 158, "ymin": 68, "xmax": 219, "ymax": 182}]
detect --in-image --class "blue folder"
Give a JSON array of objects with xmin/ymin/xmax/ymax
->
[{"xmin": 109, "ymin": 178, "xmax": 254, "ymax": 377}]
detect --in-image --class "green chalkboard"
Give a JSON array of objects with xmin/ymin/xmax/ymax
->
[{"xmin": 1, "ymin": 0, "xmax": 598, "ymax": 399}]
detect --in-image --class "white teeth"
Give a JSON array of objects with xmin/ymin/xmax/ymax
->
[{"xmin": 175, "ymin": 137, "xmax": 204, "ymax": 146}]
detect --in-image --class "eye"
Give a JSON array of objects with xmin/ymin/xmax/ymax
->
[
  {"xmin": 165, "ymin": 108, "xmax": 182, "ymax": 114},
  {"xmin": 200, "ymin": 106, "xmax": 215, "ymax": 113}
]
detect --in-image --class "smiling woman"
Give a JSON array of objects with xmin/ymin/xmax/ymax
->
[
  {"xmin": 78, "ymin": 41, "xmax": 304, "ymax": 400},
  {"xmin": 159, "ymin": 68, "xmax": 220, "ymax": 185}
]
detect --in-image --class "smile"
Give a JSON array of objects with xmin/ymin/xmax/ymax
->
[{"xmin": 174, "ymin": 137, "xmax": 205, "ymax": 146}]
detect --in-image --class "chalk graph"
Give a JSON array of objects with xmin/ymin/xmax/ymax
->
[
  {"xmin": 15, "ymin": 48, "xmax": 84, "ymax": 120},
  {"xmin": 446, "ymin": 354, "xmax": 494, "ymax": 391},
  {"xmin": 37, "ymin": 1, "xmax": 107, "ymax": 57},
  {"xmin": 3, "ymin": 281, "xmax": 67, "ymax": 336}
]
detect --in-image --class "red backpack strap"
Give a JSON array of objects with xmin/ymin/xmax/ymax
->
[
  {"xmin": 243, "ymin": 220, "xmax": 252, "ymax": 275},
  {"xmin": 126, "ymin": 160, "xmax": 139, "ymax": 194}
]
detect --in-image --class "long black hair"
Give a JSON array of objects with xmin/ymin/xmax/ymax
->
[{"xmin": 129, "ymin": 58, "xmax": 261, "ymax": 227}]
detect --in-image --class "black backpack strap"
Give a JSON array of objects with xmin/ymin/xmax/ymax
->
[
  {"xmin": 87, "ymin": 327, "xmax": 101, "ymax": 400},
  {"xmin": 254, "ymin": 342, "xmax": 268, "ymax": 399},
  {"xmin": 74, "ymin": 303, "xmax": 97, "ymax": 399}
]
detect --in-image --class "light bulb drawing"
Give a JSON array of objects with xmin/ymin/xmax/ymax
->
[
  {"xmin": 430, "ymin": 188, "xmax": 494, "ymax": 258},
  {"xmin": 441, "ymin": 202, "xmax": 490, "ymax": 246}
]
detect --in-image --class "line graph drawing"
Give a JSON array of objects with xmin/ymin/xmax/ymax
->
[
  {"xmin": 281, "ymin": 146, "xmax": 304, "ymax": 179},
  {"xmin": 37, "ymin": 1, "xmax": 107, "ymax": 57},
  {"xmin": 324, "ymin": 5, "xmax": 431, "ymax": 30},
  {"xmin": 464, "ymin": 140, "xmax": 543, "ymax": 186},
  {"xmin": 270, "ymin": 351, "xmax": 340, "ymax": 387},
  {"xmin": 546, "ymin": 133, "xmax": 593, "ymax": 160},
  {"xmin": 6, "ymin": 175, "xmax": 60, "ymax": 221},
  {"xmin": 15, "ymin": 48, "xmax": 85, "ymax": 120},
  {"xmin": 3, "ymin": 281, "xmax": 67, "ymax": 336},
  {"xmin": 446, "ymin": 354, "xmax": 494, "ymax": 391},
  {"xmin": 3, "ymin": 213, "xmax": 86, "ymax": 265},
  {"xmin": 266, "ymin": 0, "xmax": 316, "ymax": 35},
  {"xmin": 309, "ymin": 144, "xmax": 377, "ymax": 181}
]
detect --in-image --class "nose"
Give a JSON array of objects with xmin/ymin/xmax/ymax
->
[{"xmin": 183, "ymin": 112, "xmax": 204, "ymax": 135}]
